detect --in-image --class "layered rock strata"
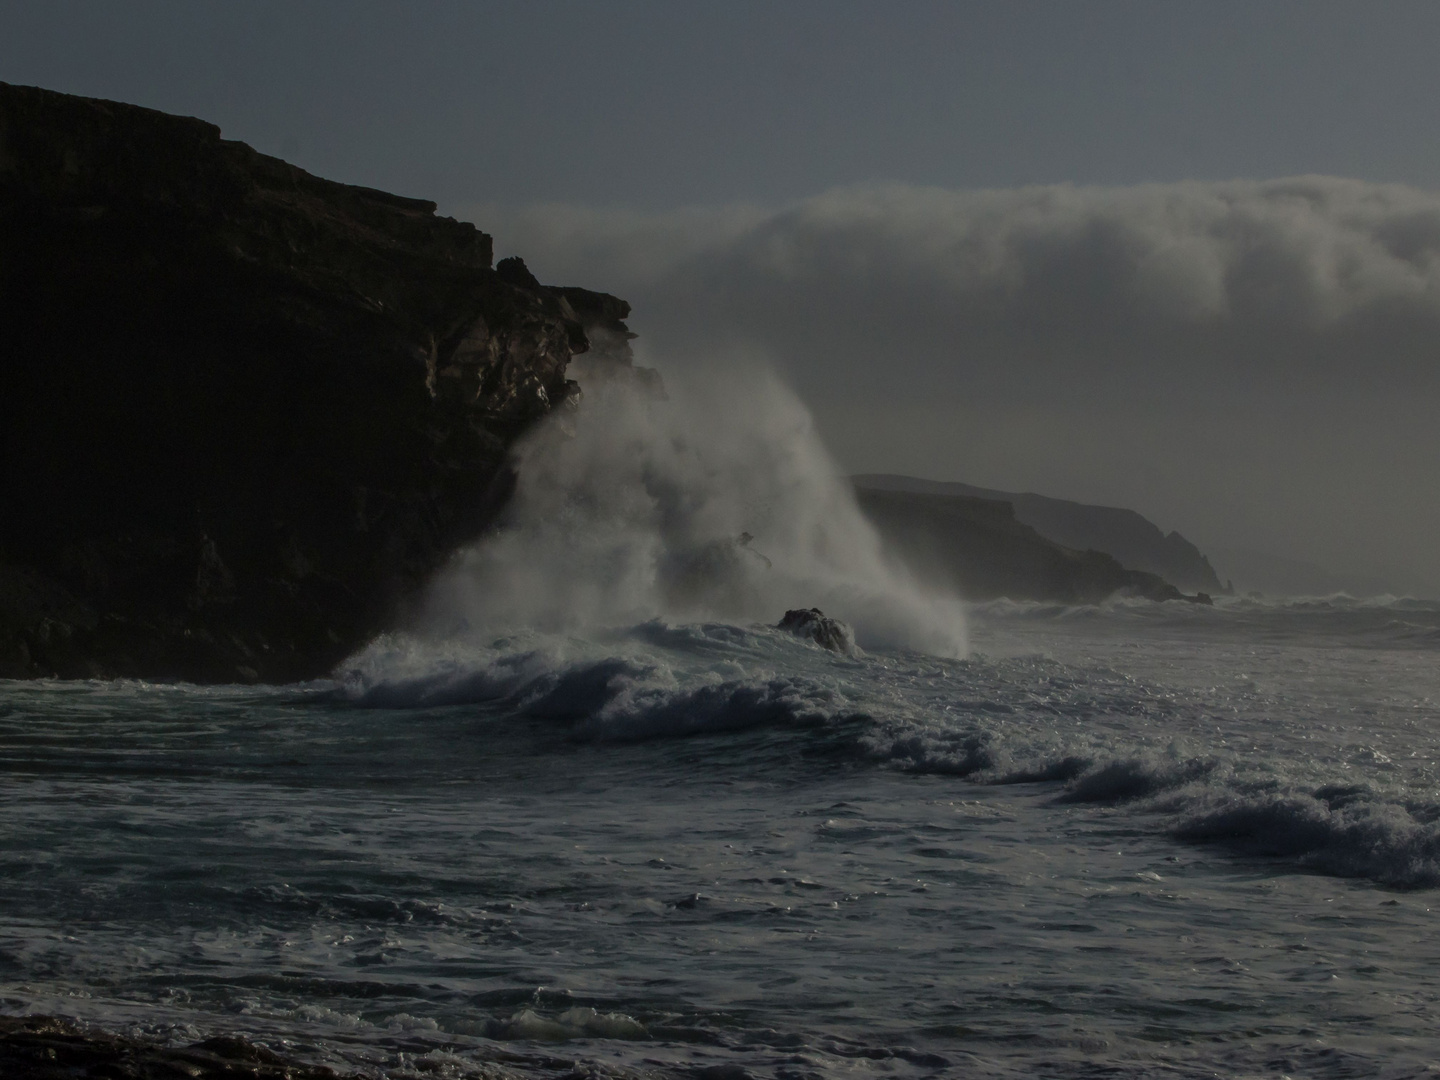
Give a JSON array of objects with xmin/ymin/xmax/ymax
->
[{"xmin": 0, "ymin": 82, "xmax": 635, "ymax": 681}]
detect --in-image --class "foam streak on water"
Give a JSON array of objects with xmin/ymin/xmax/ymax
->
[{"xmin": 3, "ymin": 596, "xmax": 1440, "ymax": 1078}]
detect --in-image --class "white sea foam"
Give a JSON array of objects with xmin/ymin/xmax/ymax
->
[
  {"xmin": 873, "ymin": 722, "xmax": 1440, "ymax": 886},
  {"xmin": 344, "ymin": 589, "xmax": 1440, "ymax": 891},
  {"xmin": 340, "ymin": 622, "xmax": 861, "ymax": 741},
  {"xmin": 1173, "ymin": 787, "xmax": 1440, "ymax": 887},
  {"xmin": 418, "ymin": 365, "xmax": 966, "ymax": 657}
]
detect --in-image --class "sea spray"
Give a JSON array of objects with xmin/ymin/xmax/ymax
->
[{"xmin": 421, "ymin": 364, "xmax": 968, "ymax": 656}]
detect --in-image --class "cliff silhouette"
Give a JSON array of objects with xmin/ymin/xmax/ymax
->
[
  {"xmin": 855, "ymin": 474, "xmax": 1223, "ymax": 596},
  {"xmin": 853, "ymin": 486, "xmax": 1206, "ymax": 605},
  {"xmin": 0, "ymin": 82, "xmax": 635, "ymax": 681}
]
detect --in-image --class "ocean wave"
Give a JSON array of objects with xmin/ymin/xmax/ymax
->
[
  {"xmin": 1052, "ymin": 754, "xmax": 1223, "ymax": 805},
  {"xmin": 336, "ymin": 645, "xmax": 556, "ymax": 709},
  {"xmin": 871, "ymin": 730, "xmax": 1223, "ymax": 803},
  {"xmin": 862, "ymin": 703, "xmax": 1440, "ymax": 888},
  {"xmin": 334, "ymin": 628, "xmax": 859, "ymax": 742},
  {"xmin": 1174, "ymin": 786, "xmax": 1440, "ymax": 888},
  {"xmin": 871, "ymin": 729, "xmax": 1000, "ymax": 777},
  {"xmin": 332, "ymin": 615, "xmax": 1440, "ymax": 886},
  {"xmin": 1026, "ymin": 752, "xmax": 1440, "ymax": 888}
]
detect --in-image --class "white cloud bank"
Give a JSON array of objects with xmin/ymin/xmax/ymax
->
[{"xmin": 457, "ymin": 178, "xmax": 1440, "ymax": 594}]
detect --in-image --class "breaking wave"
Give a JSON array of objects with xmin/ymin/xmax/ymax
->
[
  {"xmin": 874, "ymin": 725, "xmax": 1440, "ymax": 888},
  {"xmin": 418, "ymin": 364, "xmax": 967, "ymax": 657},
  {"xmin": 1174, "ymin": 787, "xmax": 1440, "ymax": 887},
  {"xmin": 338, "ymin": 604, "xmax": 1440, "ymax": 889},
  {"xmin": 339, "ymin": 621, "xmax": 864, "ymax": 742}
]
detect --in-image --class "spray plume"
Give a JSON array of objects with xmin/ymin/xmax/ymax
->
[{"xmin": 422, "ymin": 362, "xmax": 967, "ymax": 658}]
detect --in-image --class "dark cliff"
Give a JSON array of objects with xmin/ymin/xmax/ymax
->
[
  {"xmin": 855, "ymin": 487, "xmax": 1201, "ymax": 605},
  {"xmin": 0, "ymin": 83, "xmax": 634, "ymax": 682},
  {"xmin": 854, "ymin": 474, "xmax": 1224, "ymax": 594}
]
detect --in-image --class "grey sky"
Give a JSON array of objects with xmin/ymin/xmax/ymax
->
[
  {"xmin": 5, "ymin": 2, "xmax": 1438, "ymax": 592},
  {"xmin": 8, "ymin": 1, "xmax": 1440, "ymax": 207}
]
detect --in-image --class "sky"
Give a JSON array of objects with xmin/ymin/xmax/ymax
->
[{"xmin": 4, "ymin": 1, "xmax": 1438, "ymax": 593}]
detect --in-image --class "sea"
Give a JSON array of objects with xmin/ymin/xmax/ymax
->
[{"xmin": 3, "ymin": 373, "xmax": 1440, "ymax": 1079}]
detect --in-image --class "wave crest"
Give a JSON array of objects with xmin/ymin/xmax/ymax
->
[
  {"xmin": 338, "ymin": 630, "xmax": 857, "ymax": 742},
  {"xmin": 1176, "ymin": 788, "xmax": 1440, "ymax": 888}
]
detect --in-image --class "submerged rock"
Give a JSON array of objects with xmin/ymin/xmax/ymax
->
[
  {"xmin": 0, "ymin": 83, "xmax": 639, "ymax": 682},
  {"xmin": 778, "ymin": 608, "xmax": 855, "ymax": 653}
]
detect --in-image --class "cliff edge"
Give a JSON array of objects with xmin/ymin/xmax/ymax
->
[{"xmin": 0, "ymin": 83, "xmax": 633, "ymax": 682}]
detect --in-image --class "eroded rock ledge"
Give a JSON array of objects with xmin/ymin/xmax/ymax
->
[{"xmin": 0, "ymin": 82, "xmax": 635, "ymax": 682}]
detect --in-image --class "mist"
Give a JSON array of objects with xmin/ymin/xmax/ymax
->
[
  {"xmin": 458, "ymin": 177, "xmax": 1440, "ymax": 596},
  {"xmin": 421, "ymin": 363, "xmax": 967, "ymax": 657}
]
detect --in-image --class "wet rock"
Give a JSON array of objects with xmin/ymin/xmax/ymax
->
[
  {"xmin": 0, "ymin": 1015, "xmax": 348, "ymax": 1079},
  {"xmin": 777, "ymin": 608, "xmax": 855, "ymax": 653}
]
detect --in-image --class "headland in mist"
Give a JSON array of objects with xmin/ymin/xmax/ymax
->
[{"xmin": 474, "ymin": 177, "xmax": 1440, "ymax": 600}]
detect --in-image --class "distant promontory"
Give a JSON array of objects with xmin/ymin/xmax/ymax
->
[{"xmin": 853, "ymin": 477, "xmax": 1218, "ymax": 606}]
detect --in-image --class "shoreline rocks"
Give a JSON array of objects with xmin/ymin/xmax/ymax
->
[
  {"xmin": 778, "ymin": 608, "xmax": 856, "ymax": 653},
  {"xmin": 0, "ymin": 1015, "xmax": 350, "ymax": 1080}
]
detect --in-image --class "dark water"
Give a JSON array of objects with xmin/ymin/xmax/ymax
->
[{"xmin": 3, "ymin": 596, "xmax": 1440, "ymax": 1078}]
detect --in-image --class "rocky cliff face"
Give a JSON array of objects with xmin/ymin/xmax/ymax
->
[{"xmin": 0, "ymin": 83, "xmax": 635, "ymax": 682}]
